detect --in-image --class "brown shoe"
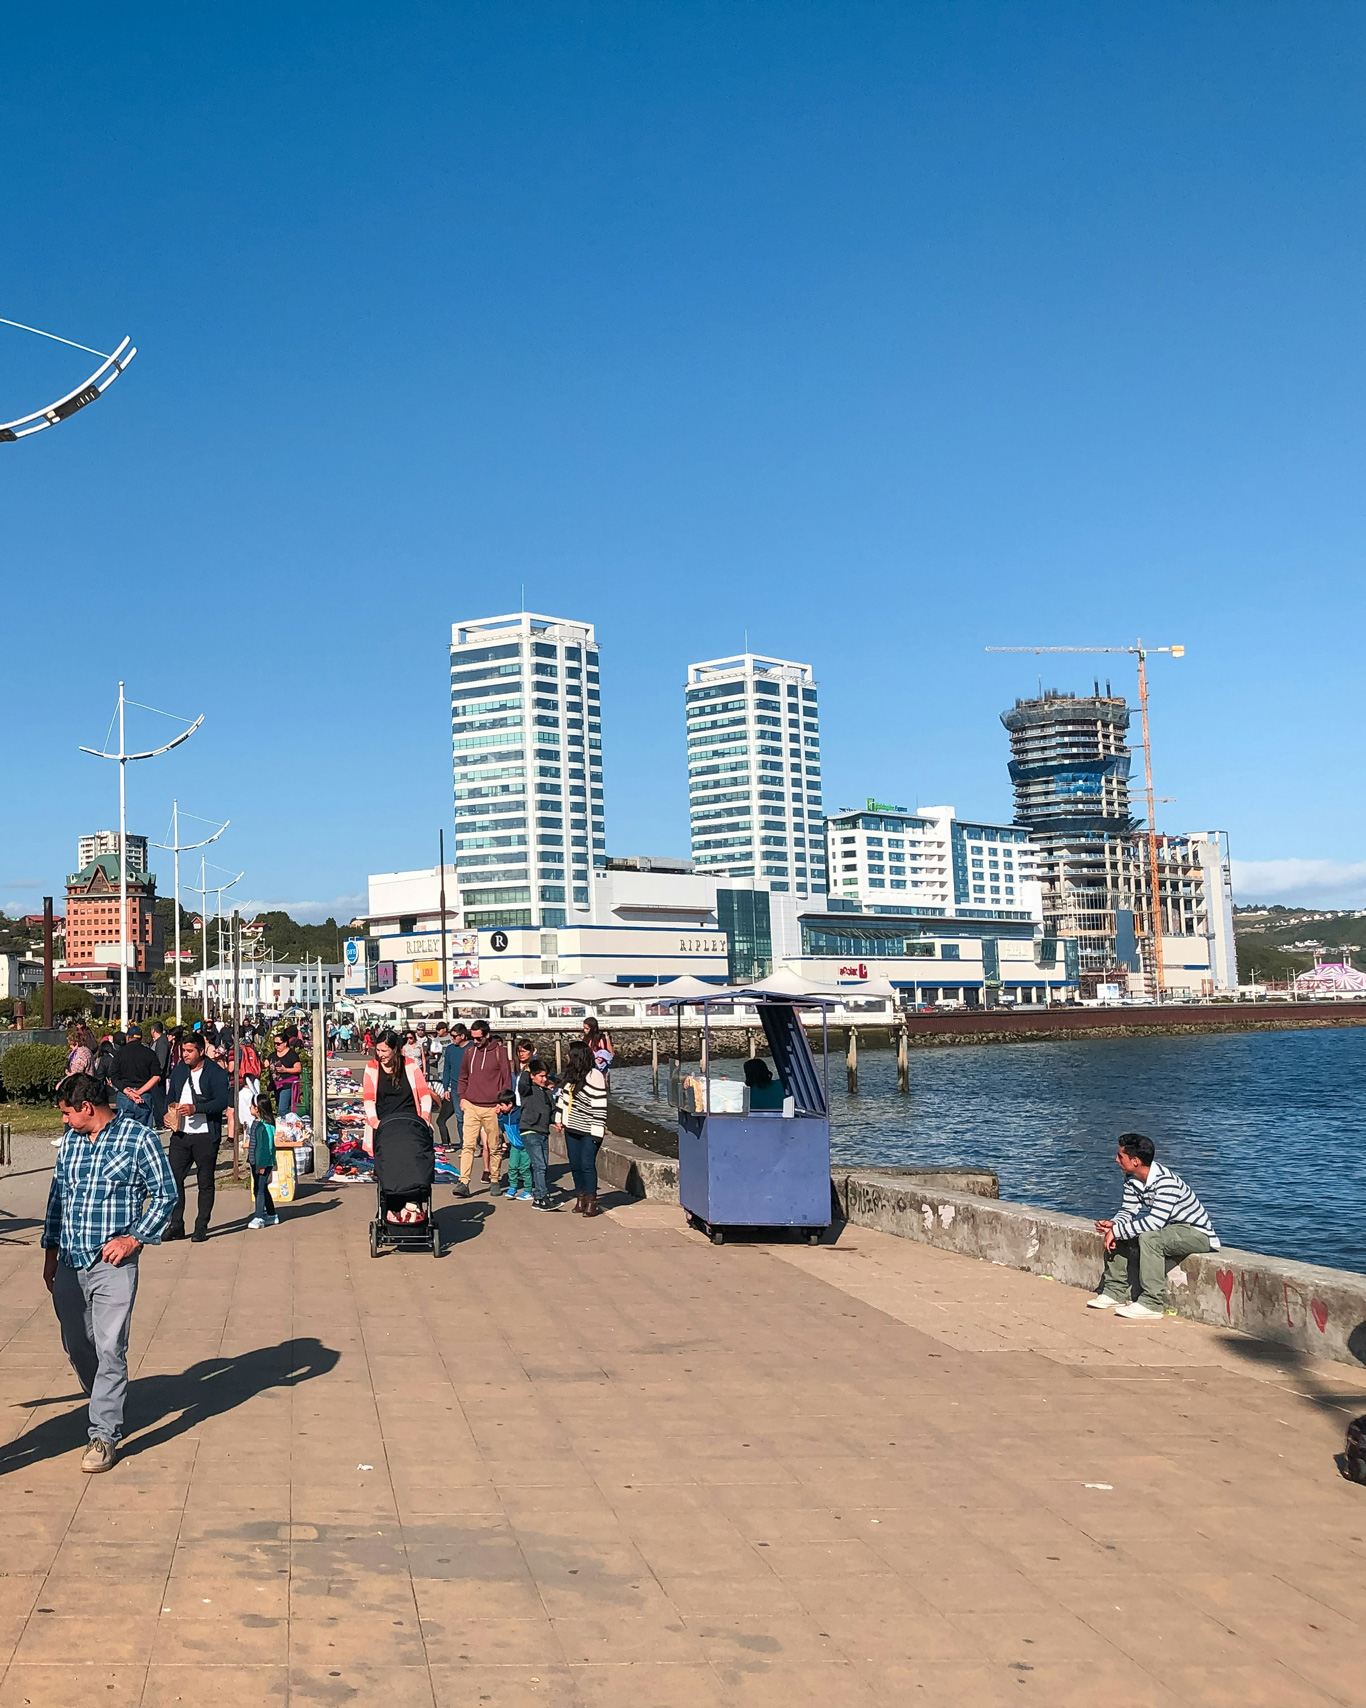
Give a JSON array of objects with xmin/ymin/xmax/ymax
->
[
  {"xmin": 582, "ymin": 1195, "xmax": 600, "ymax": 1218},
  {"xmin": 81, "ymin": 1438, "xmax": 117, "ymax": 1474},
  {"xmin": 571, "ymin": 1193, "xmax": 585, "ymax": 1214}
]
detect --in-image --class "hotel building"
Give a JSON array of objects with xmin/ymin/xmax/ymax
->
[{"xmin": 684, "ymin": 652, "xmax": 826, "ymax": 900}]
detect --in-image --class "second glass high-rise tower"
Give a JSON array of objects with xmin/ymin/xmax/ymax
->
[{"xmin": 684, "ymin": 651, "xmax": 825, "ymax": 898}]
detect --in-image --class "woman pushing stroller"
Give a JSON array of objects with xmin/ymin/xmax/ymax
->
[{"xmin": 363, "ymin": 1029, "xmax": 437, "ymax": 1224}]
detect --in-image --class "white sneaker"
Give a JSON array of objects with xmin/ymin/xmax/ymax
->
[
  {"xmin": 247, "ymin": 1217, "xmax": 265, "ymax": 1230},
  {"xmin": 1114, "ymin": 1301, "xmax": 1165, "ymax": 1320},
  {"xmin": 1086, "ymin": 1294, "xmax": 1118, "ymax": 1310}
]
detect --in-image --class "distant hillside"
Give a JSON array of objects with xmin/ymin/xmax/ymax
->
[
  {"xmin": 1233, "ymin": 905, "xmax": 1366, "ymax": 983},
  {"xmin": 250, "ymin": 911, "xmax": 348, "ymax": 964}
]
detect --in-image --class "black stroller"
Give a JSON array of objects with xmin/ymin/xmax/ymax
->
[{"xmin": 368, "ymin": 1112, "xmax": 441, "ymax": 1258}]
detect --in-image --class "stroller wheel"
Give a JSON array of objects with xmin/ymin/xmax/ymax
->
[
  {"xmin": 431, "ymin": 1225, "xmax": 442, "ymax": 1258},
  {"xmin": 369, "ymin": 1222, "xmax": 380, "ymax": 1259}
]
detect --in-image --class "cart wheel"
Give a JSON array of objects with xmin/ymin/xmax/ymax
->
[
  {"xmin": 710, "ymin": 1228, "xmax": 725, "ymax": 1246},
  {"xmin": 431, "ymin": 1226, "xmax": 442, "ymax": 1258},
  {"xmin": 368, "ymin": 1222, "xmax": 380, "ymax": 1259},
  {"xmin": 807, "ymin": 1231, "xmax": 821, "ymax": 1245}
]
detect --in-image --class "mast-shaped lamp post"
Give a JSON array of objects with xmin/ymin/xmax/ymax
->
[
  {"xmin": 80, "ymin": 684, "xmax": 204, "ymax": 1030},
  {"xmin": 154, "ymin": 802, "xmax": 229, "ymax": 1027}
]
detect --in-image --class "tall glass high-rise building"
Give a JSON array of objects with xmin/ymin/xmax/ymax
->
[
  {"xmin": 684, "ymin": 652, "xmax": 825, "ymax": 898},
  {"xmin": 450, "ymin": 612, "xmax": 604, "ymax": 931}
]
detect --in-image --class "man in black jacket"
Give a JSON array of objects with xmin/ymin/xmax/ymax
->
[{"xmin": 164, "ymin": 1034, "xmax": 232, "ymax": 1243}]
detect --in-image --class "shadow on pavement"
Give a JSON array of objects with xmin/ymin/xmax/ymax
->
[
  {"xmin": 433, "ymin": 1201, "xmax": 493, "ymax": 1246},
  {"xmin": 209, "ymin": 1195, "xmax": 344, "ymax": 1236},
  {"xmin": 0, "ymin": 1336, "xmax": 341, "ymax": 1475},
  {"xmin": 1214, "ymin": 1331, "xmax": 1366, "ymax": 1480}
]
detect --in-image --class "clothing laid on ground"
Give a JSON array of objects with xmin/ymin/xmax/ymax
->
[
  {"xmin": 42, "ymin": 1114, "xmax": 177, "ymax": 1269},
  {"xmin": 1111, "ymin": 1162, "xmax": 1219, "ymax": 1248}
]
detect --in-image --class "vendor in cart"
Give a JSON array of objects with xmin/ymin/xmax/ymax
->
[
  {"xmin": 743, "ymin": 1058, "xmax": 785, "ymax": 1110},
  {"xmin": 362, "ymin": 1030, "xmax": 435, "ymax": 1152}
]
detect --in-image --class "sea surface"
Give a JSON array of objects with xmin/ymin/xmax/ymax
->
[{"xmin": 607, "ymin": 1027, "xmax": 1366, "ymax": 1273}]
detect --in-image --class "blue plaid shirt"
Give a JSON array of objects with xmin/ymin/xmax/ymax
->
[{"xmin": 42, "ymin": 1112, "xmax": 178, "ymax": 1269}]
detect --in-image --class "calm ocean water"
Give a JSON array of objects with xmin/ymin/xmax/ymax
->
[{"xmin": 608, "ymin": 1027, "xmax": 1366, "ymax": 1273}]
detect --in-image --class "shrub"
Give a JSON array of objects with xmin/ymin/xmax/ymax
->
[{"xmin": 0, "ymin": 1043, "xmax": 71, "ymax": 1103}]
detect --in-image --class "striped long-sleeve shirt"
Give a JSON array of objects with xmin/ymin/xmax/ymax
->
[
  {"xmin": 42, "ymin": 1112, "xmax": 178, "ymax": 1269},
  {"xmin": 1112, "ymin": 1161, "xmax": 1219, "ymax": 1249}
]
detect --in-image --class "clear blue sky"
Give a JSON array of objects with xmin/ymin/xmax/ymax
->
[{"xmin": 4, "ymin": 3, "xmax": 1365, "ymax": 921}]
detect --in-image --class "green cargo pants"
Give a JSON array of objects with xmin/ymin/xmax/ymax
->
[{"xmin": 1100, "ymin": 1222, "xmax": 1212, "ymax": 1310}]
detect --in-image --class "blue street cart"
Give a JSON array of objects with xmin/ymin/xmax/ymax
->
[{"xmin": 658, "ymin": 988, "xmax": 833, "ymax": 1245}]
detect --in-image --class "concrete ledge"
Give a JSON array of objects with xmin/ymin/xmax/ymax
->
[{"xmin": 831, "ymin": 1168, "xmax": 1366, "ymax": 1368}]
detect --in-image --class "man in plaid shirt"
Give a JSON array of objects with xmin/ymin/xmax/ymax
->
[{"xmin": 42, "ymin": 1072, "xmax": 177, "ymax": 1472}]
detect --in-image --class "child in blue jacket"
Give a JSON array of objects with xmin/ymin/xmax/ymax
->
[
  {"xmin": 498, "ymin": 1089, "xmax": 533, "ymax": 1201},
  {"xmin": 248, "ymin": 1091, "xmax": 279, "ymax": 1229}
]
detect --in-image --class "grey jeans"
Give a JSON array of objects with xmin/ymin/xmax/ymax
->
[{"xmin": 52, "ymin": 1258, "xmax": 140, "ymax": 1443}]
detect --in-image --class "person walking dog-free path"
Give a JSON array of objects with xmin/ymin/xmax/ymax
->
[
  {"xmin": 42, "ymin": 1073, "xmax": 177, "ymax": 1472},
  {"xmin": 165, "ymin": 1034, "xmax": 233, "ymax": 1244},
  {"xmin": 561, "ymin": 1040, "xmax": 608, "ymax": 1218},
  {"xmin": 1090, "ymin": 1132, "xmax": 1220, "ymax": 1320},
  {"xmin": 454, "ymin": 1022, "xmax": 512, "ymax": 1197},
  {"xmin": 517, "ymin": 1059, "xmax": 557, "ymax": 1210}
]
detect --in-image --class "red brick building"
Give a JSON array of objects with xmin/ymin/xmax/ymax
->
[{"xmin": 65, "ymin": 854, "xmax": 163, "ymax": 975}]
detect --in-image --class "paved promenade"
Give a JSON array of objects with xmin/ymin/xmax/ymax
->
[{"xmin": 1, "ymin": 1149, "xmax": 1364, "ymax": 1707}]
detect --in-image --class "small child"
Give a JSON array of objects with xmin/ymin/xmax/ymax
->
[
  {"xmin": 248, "ymin": 1092, "xmax": 279, "ymax": 1229},
  {"xmin": 498, "ymin": 1089, "xmax": 533, "ymax": 1200},
  {"xmin": 517, "ymin": 1060, "xmax": 556, "ymax": 1209}
]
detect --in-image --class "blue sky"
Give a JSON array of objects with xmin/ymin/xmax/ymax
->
[{"xmin": 4, "ymin": 3, "xmax": 1365, "ymax": 920}]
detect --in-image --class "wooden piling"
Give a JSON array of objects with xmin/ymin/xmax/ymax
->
[
  {"xmin": 554, "ymin": 1033, "xmax": 563, "ymax": 1075},
  {"xmin": 897, "ymin": 1023, "xmax": 909, "ymax": 1093},
  {"xmin": 846, "ymin": 1026, "xmax": 858, "ymax": 1095},
  {"xmin": 651, "ymin": 1031, "xmax": 659, "ymax": 1095},
  {"xmin": 746, "ymin": 1029, "xmax": 757, "ymax": 1058}
]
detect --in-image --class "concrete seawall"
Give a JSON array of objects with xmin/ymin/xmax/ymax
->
[{"xmin": 588, "ymin": 1125, "xmax": 1366, "ymax": 1369}]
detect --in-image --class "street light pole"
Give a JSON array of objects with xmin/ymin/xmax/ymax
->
[
  {"xmin": 80, "ymin": 683, "xmax": 204, "ymax": 1031},
  {"xmin": 154, "ymin": 802, "xmax": 229, "ymax": 1028}
]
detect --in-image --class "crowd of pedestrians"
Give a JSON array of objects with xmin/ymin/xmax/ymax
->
[
  {"xmin": 40, "ymin": 1006, "xmax": 614, "ymax": 1475},
  {"xmin": 352, "ymin": 1015, "xmax": 614, "ymax": 1215}
]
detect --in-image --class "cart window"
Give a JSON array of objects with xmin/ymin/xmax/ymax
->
[{"xmin": 758, "ymin": 1002, "xmax": 827, "ymax": 1116}]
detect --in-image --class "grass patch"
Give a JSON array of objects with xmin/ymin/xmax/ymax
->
[{"xmin": 0, "ymin": 1101, "xmax": 65, "ymax": 1135}]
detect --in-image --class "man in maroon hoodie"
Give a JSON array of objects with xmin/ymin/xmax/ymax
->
[{"xmin": 453, "ymin": 1021, "xmax": 513, "ymax": 1196}]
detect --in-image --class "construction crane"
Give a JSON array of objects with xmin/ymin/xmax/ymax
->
[{"xmin": 985, "ymin": 640, "xmax": 1185, "ymax": 997}]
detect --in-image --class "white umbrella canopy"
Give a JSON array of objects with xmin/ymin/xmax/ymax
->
[
  {"xmin": 450, "ymin": 979, "xmax": 529, "ymax": 1006},
  {"xmin": 653, "ymin": 975, "xmax": 730, "ymax": 1002},
  {"xmin": 550, "ymin": 977, "xmax": 628, "ymax": 1004},
  {"xmin": 746, "ymin": 967, "xmax": 842, "ymax": 997},
  {"xmin": 364, "ymin": 982, "xmax": 435, "ymax": 1008},
  {"xmin": 842, "ymin": 974, "xmax": 897, "ymax": 998}
]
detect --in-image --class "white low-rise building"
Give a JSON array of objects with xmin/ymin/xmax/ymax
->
[{"xmin": 201, "ymin": 961, "xmax": 344, "ymax": 1011}]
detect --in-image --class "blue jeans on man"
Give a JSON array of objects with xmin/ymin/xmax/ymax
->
[{"xmin": 115, "ymin": 1090, "xmax": 155, "ymax": 1127}]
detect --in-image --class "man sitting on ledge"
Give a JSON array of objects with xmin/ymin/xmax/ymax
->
[{"xmin": 1090, "ymin": 1132, "xmax": 1220, "ymax": 1320}]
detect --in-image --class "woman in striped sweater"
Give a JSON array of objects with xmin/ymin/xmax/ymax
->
[{"xmin": 562, "ymin": 1041, "xmax": 608, "ymax": 1218}]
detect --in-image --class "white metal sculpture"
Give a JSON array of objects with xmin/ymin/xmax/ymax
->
[{"xmin": 0, "ymin": 317, "xmax": 136, "ymax": 442}]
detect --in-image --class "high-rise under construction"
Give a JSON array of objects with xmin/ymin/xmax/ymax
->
[{"xmin": 1000, "ymin": 687, "xmax": 1235, "ymax": 994}]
